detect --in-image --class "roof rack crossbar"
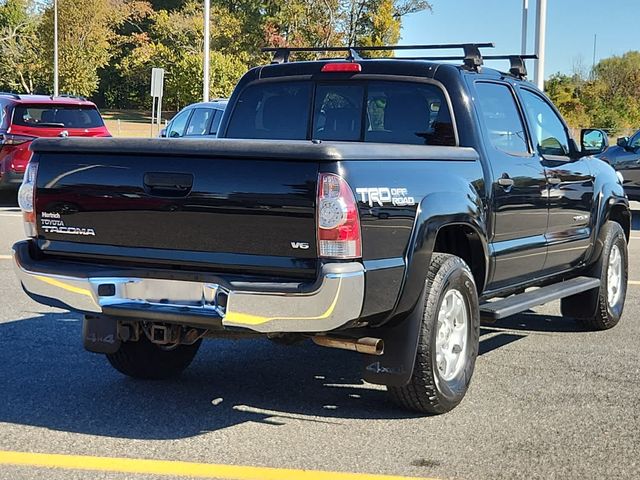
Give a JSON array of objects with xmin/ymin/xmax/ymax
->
[
  {"xmin": 483, "ymin": 54, "xmax": 538, "ymax": 78},
  {"xmin": 54, "ymin": 93, "xmax": 87, "ymax": 101},
  {"xmin": 0, "ymin": 92, "xmax": 21, "ymax": 100},
  {"xmin": 263, "ymin": 43, "xmax": 495, "ymax": 68}
]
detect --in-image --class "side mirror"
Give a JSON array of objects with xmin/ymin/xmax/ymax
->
[
  {"xmin": 616, "ymin": 136, "xmax": 629, "ymax": 148},
  {"xmin": 580, "ymin": 128, "xmax": 609, "ymax": 156},
  {"xmin": 159, "ymin": 128, "xmax": 167, "ymax": 138}
]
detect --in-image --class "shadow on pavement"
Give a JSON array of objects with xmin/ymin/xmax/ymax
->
[
  {"xmin": 0, "ymin": 309, "xmax": 588, "ymax": 440},
  {"xmin": 0, "ymin": 190, "xmax": 18, "ymax": 209}
]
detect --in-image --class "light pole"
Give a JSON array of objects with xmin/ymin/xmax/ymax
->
[
  {"xmin": 53, "ymin": 0, "xmax": 59, "ymax": 97},
  {"xmin": 203, "ymin": 0, "xmax": 210, "ymax": 102},
  {"xmin": 533, "ymin": 0, "xmax": 547, "ymax": 91},
  {"xmin": 521, "ymin": 0, "xmax": 528, "ymax": 55}
]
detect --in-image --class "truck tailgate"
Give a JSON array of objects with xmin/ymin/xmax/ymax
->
[{"xmin": 32, "ymin": 138, "xmax": 320, "ymax": 277}]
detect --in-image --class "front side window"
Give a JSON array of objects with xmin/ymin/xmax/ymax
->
[
  {"xmin": 630, "ymin": 132, "xmax": 640, "ymax": 149},
  {"xmin": 185, "ymin": 108, "xmax": 213, "ymax": 136},
  {"xmin": 167, "ymin": 109, "xmax": 191, "ymax": 138},
  {"xmin": 226, "ymin": 80, "xmax": 455, "ymax": 146},
  {"xmin": 475, "ymin": 82, "xmax": 529, "ymax": 155},
  {"xmin": 520, "ymin": 89, "xmax": 570, "ymax": 157}
]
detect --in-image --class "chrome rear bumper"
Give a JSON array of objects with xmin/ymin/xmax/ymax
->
[{"xmin": 13, "ymin": 241, "xmax": 364, "ymax": 334}]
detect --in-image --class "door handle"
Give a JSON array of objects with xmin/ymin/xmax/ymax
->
[
  {"xmin": 548, "ymin": 177, "xmax": 562, "ymax": 185},
  {"xmin": 144, "ymin": 172, "xmax": 194, "ymax": 197},
  {"xmin": 497, "ymin": 176, "xmax": 514, "ymax": 188}
]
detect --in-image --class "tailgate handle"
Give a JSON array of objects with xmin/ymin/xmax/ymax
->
[{"xmin": 144, "ymin": 172, "xmax": 193, "ymax": 197}]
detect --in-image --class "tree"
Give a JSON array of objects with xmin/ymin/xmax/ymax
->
[
  {"xmin": 39, "ymin": 0, "xmax": 136, "ymax": 97},
  {"xmin": 0, "ymin": 0, "xmax": 46, "ymax": 93}
]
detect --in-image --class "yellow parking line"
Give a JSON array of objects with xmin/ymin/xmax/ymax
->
[
  {"xmin": 629, "ymin": 281, "xmax": 640, "ymax": 285},
  {"xmin": 0, "ymin": 255, "xmax": 11, "ymax": 260},
  {"xmin": 0, "ymin": 451, "xmax": 435, "ymax": 480}
]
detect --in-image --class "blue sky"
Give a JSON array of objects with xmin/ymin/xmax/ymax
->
[{"xmin": 400, "ymin": 0, "xmax": 639, "ymax": 78}]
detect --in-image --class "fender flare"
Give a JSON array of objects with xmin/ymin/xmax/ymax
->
[{"xmin": 362, "ymin": 189, "xmax": 489, "ymax": 387}]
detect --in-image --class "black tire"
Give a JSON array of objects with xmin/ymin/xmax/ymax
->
[
  {"xmin": 561, "ymin": 221, "xmax": 628, "ymax": 330},
  {"xmin": 388, "ymin": 253, "xmax": 480, "ymax": 414},
  {"xmin": 106, "ymin": 334, "xmax": 202, "ymax": 380}
]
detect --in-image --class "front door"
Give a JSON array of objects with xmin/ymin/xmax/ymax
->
[
  {"xmin": 518, "ymin": 88, "xmax": 594, "ymax": 273},
  {"xmin": 474, "ymin": 81, "xmax": 549, "ymax": 290}
]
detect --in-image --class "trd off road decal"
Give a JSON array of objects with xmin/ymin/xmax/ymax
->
[
  {"xmin": 40, "ymin": 212, "xmax": 96, "ymax": 236},
  {"xmin": 355, "ymin": 187, "xmax": 416, "ymax": 207}
]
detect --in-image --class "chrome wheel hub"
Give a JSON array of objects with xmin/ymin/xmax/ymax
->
[
  {"xmin": 435, "ymin": 289, "xmax": 468, "ymax": 382},
  {"xmin": 607, "ymin": 245, "xmax": 623, "ymax": 308}
]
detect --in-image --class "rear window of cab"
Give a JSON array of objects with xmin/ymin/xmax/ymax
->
[
  {"xmin": 226, "ymin": 80, "xmax": 456, "ymax": 146},
  {"xmin": 12, "ymin": 105, "xmax": 105, "ymax": 129}
]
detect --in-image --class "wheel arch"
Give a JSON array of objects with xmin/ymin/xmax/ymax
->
[{"xmin": 389, "ymin": 190, "xmax": 489, "ymax": 323}]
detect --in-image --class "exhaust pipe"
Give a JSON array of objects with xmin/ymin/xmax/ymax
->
[{"xmin": 312, "ymin": 336, "xmax": 384, "ymax": 356}]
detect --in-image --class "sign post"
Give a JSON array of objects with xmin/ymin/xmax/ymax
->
[{"xmin": 150, "ymin": 68, "xmax": 165, "ymax": 137}]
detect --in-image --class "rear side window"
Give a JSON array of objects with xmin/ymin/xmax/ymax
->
[
  {"xmin": 475, "ymin": 82, "xmax": 529, "ymax": 155},
  {"xmin": 226, "ymin": 80, "xmax": 455, "ymax": 146},
  {"xmin": 209, "ymin": 109, "xmax": 223, "ymax": 135},
  {"xmin": 12, "ymin": 105, "xmax": 104, "ymax": 128}
]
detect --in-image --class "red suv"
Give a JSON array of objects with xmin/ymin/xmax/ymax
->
[{"xmin": 0, "ymin": 93, "xmax": 110, "ymax": 189}]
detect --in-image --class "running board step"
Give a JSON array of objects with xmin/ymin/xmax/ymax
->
[{"xmin": 480, "ymin": 276, "xmax": 600, "ymax": 321}]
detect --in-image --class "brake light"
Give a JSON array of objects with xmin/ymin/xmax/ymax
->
[
  {"xmin": 0, "ymin": 133, "xmax": 34, "ymax": 146},
  {"xmin": 321, "ymin": 63, "xmax": 362, "ymax": 73},
  {"xmin": 317, "ymin": 173, "xmax": 362, "ymax": 258},
  {"xmin": 18, "ymin": 161, "xmax": 38, "ymax": 237}
]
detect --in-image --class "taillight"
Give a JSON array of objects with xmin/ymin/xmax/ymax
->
[
  {"xmin": 0, "ymin": 133, "xmax": 34, "ymax": 146},
  {"xmin": 18, "ymin": 161, "xmax": 38, "ymax": 238},
  {"xmin": 317, "ymin": 173, "xmax": 362, "ymax": 258}
]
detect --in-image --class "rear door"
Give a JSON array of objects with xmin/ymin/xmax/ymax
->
[
  {"xmin": 473, "ymin": 81, "xmax": 549, "ymax": 290},
  {"xmin": 517, "ymin": 88, "xmax": 594, "ymax": 273}
]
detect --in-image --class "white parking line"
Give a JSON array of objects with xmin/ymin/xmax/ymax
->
[{"xmin": 0, "ymin": 255, "xmax": 12, "ymax": 260}]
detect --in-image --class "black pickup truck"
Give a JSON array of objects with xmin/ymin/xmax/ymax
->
[{"xmin": 13, "ymin": 44, "xmax": 630, "ymax": 414}]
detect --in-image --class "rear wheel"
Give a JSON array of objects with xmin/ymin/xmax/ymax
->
[
  {"xmin": 388, "ymin": 253, "xmax": 480, "ymax": 414},
  {"xmin": 106, "ymin": 334, "xmax": 202, "ymax": 380},
  {"xmin": 561, "ymin": 221, "xmax": 628, "ymax": 330}
]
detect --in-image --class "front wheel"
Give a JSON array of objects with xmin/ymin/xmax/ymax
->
[
  {"xmin": 561, "ymin": 221, "xmax": 628, "ymax": 330},
  {"xmin": 388, "ymin": 253, "xmax": 480, "ymax": 414}
]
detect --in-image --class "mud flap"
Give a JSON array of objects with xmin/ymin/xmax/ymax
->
[
  {"xmin": 361, "ymin": 287, "xmax": 426, "ymax": 387},
  {"xmin": 82, "ymin": 315, "xmax": 121, "ymax": 354}
]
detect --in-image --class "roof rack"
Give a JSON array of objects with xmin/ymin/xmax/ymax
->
[
  {"xmin": 54, "ymin": 93, "xmax": 87, "ymax": 101},
  {"xmin": 0, "ymin": 92, "xmax": 21, "ymax": 100},
  {"xmin": 262, "ymin": 43, "xmax": 495, "ymax": 70}
]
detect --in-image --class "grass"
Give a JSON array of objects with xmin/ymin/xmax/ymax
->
[{"xmin": 101, "ymin": 109, "xmax": 172, "ymax": 138}]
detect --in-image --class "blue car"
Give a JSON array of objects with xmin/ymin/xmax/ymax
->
[
  {"xmin": 598, "ymin": 129, "xmax": 640, "ymax": 200},
  {"xmin": 160, "ymin": 99, "xmax": 228, "ymax": 138}
]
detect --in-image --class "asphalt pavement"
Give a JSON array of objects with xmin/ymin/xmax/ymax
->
[{"xmin": 0, "ymin": 191, "xmax": 638, "ymax": 480}]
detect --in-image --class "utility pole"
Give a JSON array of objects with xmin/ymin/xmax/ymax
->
[
  {"xmin": 533, "ymin": 0, "xmax": 547, "ymax": 90},
  {"xmin": 203, "ymin": 0, "xmax": 210, "ymax": 102},
  {"xmin": 592, "ymin": 33, "xmax": 597, "ymax": 76},
  {"xmin": 521, "ymin": 0, "xmax": 529, "ymax": 55},
  {"xmin": 53, "ymin": 0, "xmax": 59, "ymax": 97}
]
